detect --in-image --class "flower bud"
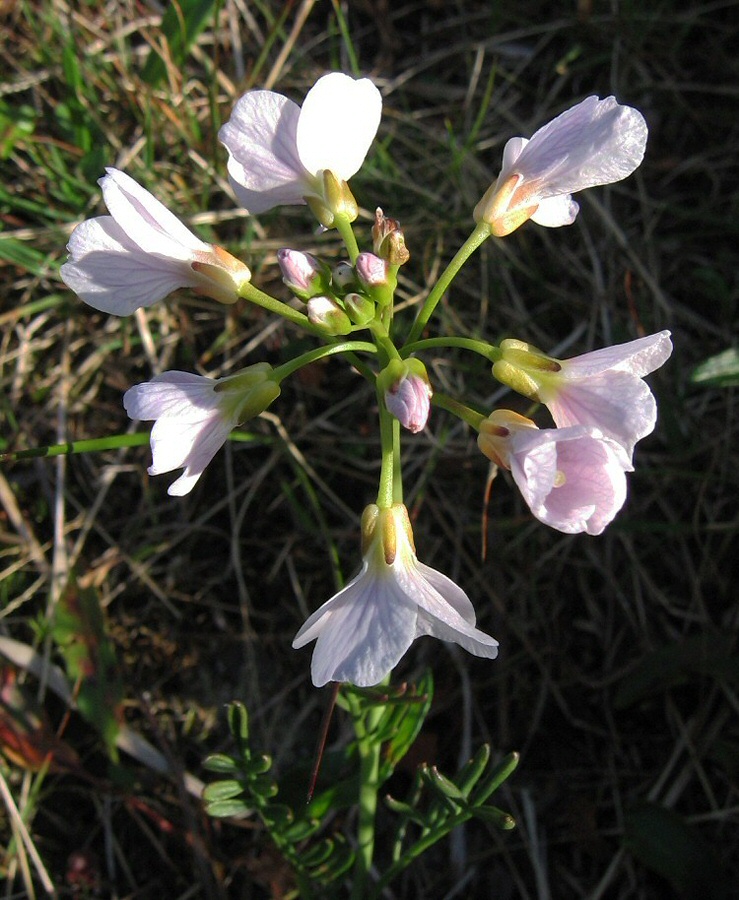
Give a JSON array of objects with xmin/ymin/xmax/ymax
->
[
  {"xmin": 379, "ymin": 359, "xmax": 433, "ymax": 433},
  {"xmin": 355, "ymin": 251, "xmax": 395, "ymax": 307},
  {"xmin": 343, "ymin": 292, "xmax": 375, "ymax": 327},
  {"xmin": 332, "ymin": 261, "xmax": 356, "ymax": 291},
  {"xmin": 277, "ymin": 249, "xmax": 330, "ymax": 299},
  {"xmin": 372, "ymin": 208, "xmax": 410, "ymax": 265},
  {"xmin": 306, "ymin": 296, "xmax": 353, "ymax": 335}
]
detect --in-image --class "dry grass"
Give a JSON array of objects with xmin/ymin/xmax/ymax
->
[{"xmin": 1, "ymin": 0, "xmax": 738, "ymax": 897}]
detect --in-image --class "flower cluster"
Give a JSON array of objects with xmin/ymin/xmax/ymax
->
[{"xmin": 60, "ymin": 72, "xmax": 671, "ymax": 687}]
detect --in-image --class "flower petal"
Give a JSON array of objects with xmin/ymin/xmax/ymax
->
[
  {"xmin": 530, "ymin": 194, "xmax": 579, "ymax": 227},
  {"xmin": 559, "ymin": 331, "xmax": 673, "ymax": 378},
  {"xmin": 296, "ymin": 73, "xmax": 382, "ymax": 180},
  {"xmin": 218, "ymin": 90, "xmax": 307, "ymax": 213},
  {"xmin": 61, "ymin": 217, "xmax": 195, "ymax": 314},
  {"xmin": 517, "ymin": 96, "xmax": 648, "ymax": 198},
  {"xmin": 296, "ymin": 572, "xmax": 418, "ymax": 687},
  {"xmin": 101, "ymin": 168, "xmax": 208, "ymax": 258}
]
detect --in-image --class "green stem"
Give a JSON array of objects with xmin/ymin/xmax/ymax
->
[
  {"xmin": 392, "ymin": 418, "xmax": 403, "ymax": 505},
  {"xmin": 272, "ymin": 341, "xmax": 376, "ymax": 382},
  {"xmin": 404, "ymin": 222, "xmax": 491, "ymax": 346},
  {"xmin": 403, "ymin": 336, "xmax": 500, "ymax": 361},
  {"xmin": 376, "ymin": 399, "xmax": 395, "ymax": 509},
  {"xmin": 334, "ymin": 215, "xmax": 360, "ymax": 263},
  {"xmin": 238, "ymin": 282, "xmax": 326, "ymax": 336},
  {"xmin": 0, "ymin": 432, "xmax": 152, "ymax": 463},
  {"xmin": 350, "ymin": 693, "xmax": 387, "ymax": 900},
  {"xmin": 432, "ymin": 392, "xmax": 486, "ymax": 430}
]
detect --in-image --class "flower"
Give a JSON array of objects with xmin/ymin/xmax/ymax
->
[
  {"xmin": 293, "ymin": 504, "xmax": 499, "ymax": 687},
  {"xmin": 123, "ymin": 365, "xmax": 280, "ymax": 496},
  {"xmin": 478, "ymin": 410, "xmax": 631, "ymax": 535},
  {"xmin": 474, "ymin": 96, "xmax": 648, "ymax": 236},
  {"xmin": 219, "ymin": 72, "xmax": 382, "ymax": 215},
  {"xmin": 61, "ymin": 168, "xmax": 251, "ymax": 315},
  {"xmin": 493, "ymin": 331, "xmax": 673, "ymax": 460}
]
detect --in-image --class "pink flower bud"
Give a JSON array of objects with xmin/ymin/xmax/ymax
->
[
  {"xmin": 277, "ymin": 249, "xmax": 327, "ymax": 299},
  {"xmin": 385, "ymin": 371, "xmax": 432, "ymax": 433}
]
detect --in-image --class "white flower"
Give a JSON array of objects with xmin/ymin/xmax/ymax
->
[
  {"xmin": 495, "ymin": 331, "xmax": 673, "ymax": 461},
  {"xmin": 219, "ymin": 72, "xmax": 382, "ymax": 214},
  {"xmin": 474, "ymin": 96, "xmax": 648, "ymax": 236},
  {"xmin": 61, "ymin": 168, "xmax": 250, "ymax": 315},
  {"xmin": 478, "ymin": 410, "xmax": 631, "ymax": 535},
  {"xmin": 123, "ymin": 365, "xmax": 280, "ymax": 496},
  {"xmin": 293, "ymin": 504, "xmax": 499, "ymax": 687}
]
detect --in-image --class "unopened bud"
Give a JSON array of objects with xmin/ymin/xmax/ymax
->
[
  {"xmin": 380, "ymin": 358, "xmax": 433, "ymax": 434},
  {"xmin": 277, "ymin": 249, "xmax": 330, "ymax": 299},
  {"xmin": 332, "ymin": 261, "xmax": 356, "ymax": 291},
  {"xmin": 306, "ymin": 296, "xmax": 352, "ymax": 335},
  {"xmin": 355, "ymin": 251, "xmax": 395, "ymax": 307},
  {"xmin": 343, "ymin": 292, "xmax": 375, "ymax": 327}
]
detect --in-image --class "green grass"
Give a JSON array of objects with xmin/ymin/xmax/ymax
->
[{"xmin": 1, "ymin": 1, "xmax": 738, "ymax": 897}]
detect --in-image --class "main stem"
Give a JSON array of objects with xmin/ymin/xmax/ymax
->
[{"xmin": 350, "ymin": 696, "xmax": 386, "ymax": 899}]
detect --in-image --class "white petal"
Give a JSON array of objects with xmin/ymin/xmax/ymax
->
[
  {"xmin": 218, "ymin": 90, "xmax": 307, "ymax": 213},
  {"xmin": 296, "ymin": 73, "xmax": 382, "ymax": 180},
  {"xmin": 517, "ymin": 96, "xmax": 648, "ymax": 197},
  {"xmin": 561, "ymin": 331, "xmax": 673, "ymax": 378},
  {"xmin": 123, "ymin": 372, "xmax": 219, "ymax": 422},
  {"xmin": 530, "ymin": 194, "xmax": 579, "ymax": 227},
  {"xmin": 300, "ymin": 573, "xmax": 417, "ymax": 687},
  {"xmin": 61, "ymin": 217, "xmax": 195, "ymax": 314},
  {"xmin": 101, "ymin": 168, "xmax": 208, "ymax": 257}
]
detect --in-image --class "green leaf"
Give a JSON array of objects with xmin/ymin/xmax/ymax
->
[
  {"xmin": 384, "ymin": 795, "xmax": 428, "ymax": 827},
  {"xmin": 141, "ymin": 0, "xmax": 219, "ymax": 87},
  {"xmin": 281, "ymin": 817, "xmax": 320, "ymax": 844},
  {"xmin": 52, "ymin": 576, "xmax": 123, "ymax": 759},
  {"xmin": 424, "ymin": 766, "xmax": 466, "ymax": 802},
  {"xmin": 469, "ymin": 752, "xmax": 520, "ymax": 806},
  {"xmin": 227, "ymin": 701, "xmax": 250, "ymax": 744},
  {"xmin": 201, "ymin": 780, "xmax": 244, "ymax": 803},
  {"xmin": 379, "ymin": 669, "xmax": 434, "ymax": 782},
  {"xmin": 624, "ymin": 803, "xmax": 728, "ymax": 899},
  {"xmin": 205, "ymin": 797, "xmax": 252, "ymax": 819},
  {"xmin": 456, "ymin": 744, "xmax": 492, "ymax": 798},
  {"xmin": 202, "ymin": 753, "xmax": 240, "ymax": 774},
  {"xmin": 300, "ymin": 838, "xmax": 335, "ymax": 869},
  {"xmin": 471, "ymin": 805, "xmax": 516, "ymax": 829},
  {"xmin": 691, "ymin": 347, "xmax": 739, "ymax": 387}
]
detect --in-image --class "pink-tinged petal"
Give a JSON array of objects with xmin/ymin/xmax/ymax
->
[
  {"xmin": 61, "ymin": 217, "xmax": 195, "ymax": 314},
  {"xmin": 530, "ymin": 194, "xmax": 579, "ymax": 227},
  {"xmin": 123, "ymin": 372, "xmax": 219, "ymax": 421},
  {"xmin": 558, "ymin": 331, "xmax": 673, "ymax": 378},
  {"xmin": 514, "ymin": 96, "xmax": 648, "ymax": 198},
  {"xmin": 296, "ymin": 73, "xmax": 382, "ymax": 180},
  {"xmin": 544, "ymin": 371, "xmax": 656, "ymax": 460},
  {"xmin": 509, "ymin": 426, "xmax": 629, "ymax": 535},
  {"xmin": 218, "ymin": 90, "xmax": 307, "ymax": 213},
  {"xmin": 100, "ymin": 168, "xmax": 208, "ymax": 258}
]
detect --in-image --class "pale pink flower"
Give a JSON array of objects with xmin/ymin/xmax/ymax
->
[
  {"xmin": 123, "ymin": 365, "xmax": 280, "ymax": 496},
  {"xmin": 61, "ymin": 169, "xmax": 250, "ymax": 314},
  {"xmin": 293, "ymin": 504, "xmax": 498, "ymax": 687},
  {"xmin": 474, "ymin": 96, "xmax": 648, "ymax": 236},
  {"xmin": 496, "ymin": 331, "xmax": 673, "ymax": 461},
  {"xmin": 478, "ymin": 411, "xmax": 631, "ymax": 535},
  {"xmin": 219, "ymin": 72, "xmax": 382, "ymax": 214}
]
